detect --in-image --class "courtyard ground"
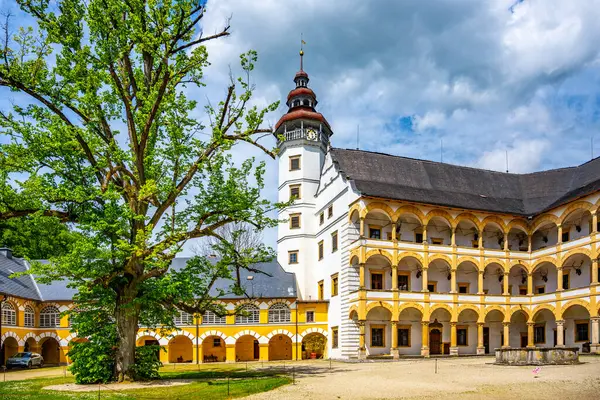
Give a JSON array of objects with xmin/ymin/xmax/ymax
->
[{"xmin": 246, "ymin": 356, "xmax": 600, "ymax": 400}]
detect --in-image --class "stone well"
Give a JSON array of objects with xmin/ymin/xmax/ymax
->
[{"xmin": 495, "ymin": 347, "xmax": 580, "ymax": 365}]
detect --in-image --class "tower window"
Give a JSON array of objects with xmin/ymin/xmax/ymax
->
[
  {"xmin": 289, "ymin": 155, "xmax": 301, "ymax": 171},
  {"xmin": 290, "ymin": 184, "xmax": 301, "ymax": 200},
  {"xmin": 318, "ymin": 240, "xmax": 324, "ymax": 260},
  {"xmin": 303, "ymin": 99, "xmax": 309, "ymax": 106},
  {"xmin": 319, "ymin": 212, "xmax": 324, "ymax": 225},
  {"xmin": 289, "ymin": 213, "xmax": 301, "ymax": 229},
  {"xmin": 288, "ymin": 250, "xmax": 299, "ymax": 264},
  {"xmin": 328, "ymin": 205, "xmax": 333, "ymax": 218}
]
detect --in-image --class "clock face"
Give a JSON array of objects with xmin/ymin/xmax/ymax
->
[{"xmin": 306, "ymin": 129, "xmax": 318, "ymax": 141}]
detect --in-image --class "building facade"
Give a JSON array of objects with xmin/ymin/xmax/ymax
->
[
  {"xmin": 274, "ymin": 54, "xmax": 600, "ymax": 359},
  {"xmin": 1, "ymin": 56, "xmax": 600, "ymax": 365}
]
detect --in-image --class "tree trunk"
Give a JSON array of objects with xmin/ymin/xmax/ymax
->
[{"xmin": 114, "ymin": 283, "xmax": 140, "ymax": 382}]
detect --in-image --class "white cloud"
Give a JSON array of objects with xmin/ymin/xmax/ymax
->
[{"xmin": 477, "ymin": 139, "xmax": 551, "ymax": 173}]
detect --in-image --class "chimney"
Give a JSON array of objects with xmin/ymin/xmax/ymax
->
[{"xmin": 0, "ymin": 248, "xmax": 12, "ymax": 259}]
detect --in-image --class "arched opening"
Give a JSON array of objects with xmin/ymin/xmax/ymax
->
[
  {"xmin": 483, "ymin": 263, "xmax": 504, "ymax": 295},
  {"xmin": 562, "ymin": 304, "xmax": 590, "ymax": 351},
  {"xmin": 532, "ymin": 309, "xmax": 556, "ymax": 348},
  {"xmin": 349, "ymin": 209, "xmax": 360, "ymax": 239},
  {"xmin": 429, "ymin": 308, "xmax": 452, "ymax": 355},
  {"xmin": 236, "ymin": 335, "xmax": 259, "ymax": 362},
  {"xmin": 1, "ymin": 337, "xmax": 19, "ymax": 365},
  {"xmin": 301, "ymin": 333, "xmax": 327, "ymax": 360},
  {"xmin": 397, "ymin": 307, "xmax": 423, "ymax": 355},
  {"xmin": 532, "ymin": 261, "xmax": 558, "ymax": 293},
  {"xmin": 506, "ymin": 225, "xmax": 528, "ymax": 251},
  {"xmin": 24, "ymin": 337, "xmax": 37, "ymax": 353},
  {"xmin": 531, "ymin": 221, "xmax": 558, "ymax": 251},
  {"xmin": 457, "ymin": 309, "xmax": 479, "ymax": 354},
  {"xmin": 562, "ymin": 208, "xmax": 592, "ymax": 242},
  {"xmin": 136, "ymin": 335, "xmax": 161, "ymax": 362},
  {"xmin": 1, "ymin": 303, "xmax": 17, "ymax": 326},
  {"xmin": 39, "ymin": 305, "xmax": 60, "ymax": 328},
  {"xmin": 456, "ymin": 261, "xmax": 478, "ymax": 294},
  {"xmin": 268, "ymin": 303, "xmax": 291, "ymax": 323},
  {"xmin": 169, "ymin": 336, "xmax": 193, "ymax": 363},
  {"xmin": 364, "ymin": 209, "xmax": 393, "ymax": 240},
  {"xmin": 268, "ymin": 334, "xmax": 292, "ymax": 361},
  {"xmin": 366, "ymin": 306, "xmax": 391, "ymax": 356},
  {"xmin": 508, "ymin": 264, "xmax": 528, "ymax": 296},
  {"xmin": 484, "ymin": 309, "xmax": 505, "ymax": 354},
  {"xmin": 509, "ymin": 310, "xmax": 528, "ymax": 348},
  {"xmin": 455, "ymin": 218, "xmax": 479, "ymax": 248},
  {"xmin": 365, "ymin": 254, "xmax": 391, "ymax": 291},
  {"xmin": 482, "ymin": 222, "xmax": 504, "ymax": 250},
  {"xmin": 426, "ymin": 216, "xmax": 452, "ymax": 245},
  {"xmin": 397, "ymin": 256, "xmax": 422, "ymax": 292},
  {"xmin": 40, "ymin": 337, "xmax": 61, "ymax": 365},
  {"xmin": 562, "ymin": 253, "xmax": 592, "ymax": 290},
  {"xmin": 396, "ymin": 212, "xmax": 423, "ymax": 243},
  {"xmin": 202, "ymin": 336, "xmax": 225, "ymax": 363},
  {"xmin": 428, "ymin": 258, "xmax": 452, "ymax": 293}
]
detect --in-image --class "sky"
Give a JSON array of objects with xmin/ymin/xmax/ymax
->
[
  {"xmin": 193, "ymin": 0, "xmax": 600, "ymax": 250},
  {"xmin": 3, "ymin": 0, "xmax": 600, "ymax": 253}
]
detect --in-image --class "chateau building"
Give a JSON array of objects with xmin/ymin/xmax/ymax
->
[{"xmin": 1, "ymin": 53, "xmax": 599, "ymax": 364}]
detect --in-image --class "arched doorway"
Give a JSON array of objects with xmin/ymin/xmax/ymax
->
[
  {"xmin": 484, "ymin": 309, "xmax": 505, "ymax": 353},
  {"xmin": 169, "ymin": 336, "xmax": 193, "ymax": 363},
  {"xmin": 236, "ymin": 335, "xmax": 259, "ymax": 362},
  {"xmin": 202, "ymin": 336, "xmax": 225, "ymax": 363},
  {"xmin": 397, "ymin": 306, "xmax": 423, "ymax": 355},
  {"xmin": 429, "ymin": 307, "xmax": 452, "ymax": 355},
  {"xmin": 268, "ymin": 334, "xmax": 292, "ymax": 361},
  {"xmin": 25, "ymin": 338, "xmax": 37, "ymax": 353},
  {"xmin": 366, "ymin": 306, "xmax": 391, "ymax": 356},
  {"xmin": 562, "ymin": 304, "xmax": 590, "ymax": 351},
  {"xmin": 1, "ymin": 337, "xmax": 19, "ymax": 365},
  {"xmin": 510, "ymin": 310, "xmax": 528, "ymax": 348},
  {"xmin": 136, "ymin": 335, "xmax": 161, "ymax": 361},
  {"xmin": 429, "ymin": 320, "xmax": 443, "ymax": 355},
  {"xmin": 40, "ymin": 337, "xmax": 61, "ymax": 365},
  {"xmin": 301, "ymin": 333, "xmax": 326, "ymax": 360}
]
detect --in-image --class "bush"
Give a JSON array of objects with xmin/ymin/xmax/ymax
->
[
  {"xmin": 68, "ymin": 340, "xmax": 115, "ymax": 384},
  {"xmin": 130, "ymin": 345, "xmax": 163, "ymax": 381}
]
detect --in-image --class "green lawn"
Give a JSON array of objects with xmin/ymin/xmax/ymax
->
[{"xmin": 0, "ymin": 366, "xmax": 290, "ymax": 399}]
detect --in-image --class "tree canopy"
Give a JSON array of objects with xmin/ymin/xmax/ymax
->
[{"xmin": 0, "ymin": 0, "xmax": 282, "ymax": 381}]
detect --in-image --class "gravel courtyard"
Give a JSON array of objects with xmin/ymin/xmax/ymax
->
[{"xmin": 248, "ymin": 356, "xmax": 600, "ymax": 400}]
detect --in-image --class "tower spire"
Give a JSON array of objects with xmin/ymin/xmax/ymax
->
[{"xmin": 300, "ymin": 34, "xmax": 305, "ymax": 71}]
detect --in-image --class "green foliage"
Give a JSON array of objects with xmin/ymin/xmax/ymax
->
[
  {"xmin": 68, "ymin": 340, "xmax": 116, "ymax": 384},
  {"xmin": 130, "ymin": 345, "xmax": 163, "ymax": 381},
  {"xmin": 0, "ymin": 0, "xmax": 283, "ymax": 381}
]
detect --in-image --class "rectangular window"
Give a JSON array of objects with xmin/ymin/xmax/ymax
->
[
  {"xmin": 536, "ymin": 285, "xmax": 545, "ymax": 294},
  {"xmin": 24, "ymin": 311, "xmax": 34, "ymax": 327},
  {"xmin": 213, "ymin": 338, "xmax": 222, "ymax": 347},
  {"xmin": 371, "ymin": 326, "xmax": 385, "ymax": 347},
  {"xmin": 331, "ymin": 274, "xmax": 339, "ymax": 297},
  {"xmin": 328, "ymin": 205, "xmax": 333, "ymax": 219},
  {"xmin": 202, "ymin": 311, "xmax": 226, "ymax": 325},
  {"xmin": 331, "ymin": 231, "xmax": 338, "ymax": 252},
  {"xmin": 562, "ymin": 270, "xmax": 570, "ymax": 290},
  {"xmin": 318, "ymin": 240, "xmax": 324, "ymax": 260},
  {"xmin": 319, "ymin": 212, "xmax": 324, "ymax": 225},
  {"xmin": 289, "ymin": 155, "xmax": 301, "ymax": 171},
  {"xmin": 289, "ymin": 184, "xmax": 301, "ymax": 200},
  {"xmin": 398, "ymin": 327, "xmax": 410, "ymax": 347},
  {"xmin": 431, "ymin": 237, "xmax": 444, "ymax": 245},
  {"xmin": 534, "ymin": 324, "xmax": 545, "ymax": 344},
  {"xmin": 290, "ymin": 213, "xmax": 301, "ymax": 229},
  {"xmin": 369, "ymin": 227, "xmax": 381, "ymax": 239},
  {"xmin": 561, "ymin": 230, "xmax": 570, "ymax": 242},
  {"xmin": 427, "ymin": 282, "xmax": 437, "ymax": 293},
  {"xmin": 457, "ymin": 327, "xmax": 468, "ymax": 346},
  {"xmin": 306, "ymin": 311, "xmax": 315, "ymax": 323},
  {"xmin": 458, "ymin": 283, "xmax": 469, "ymax": 294},
  {"xmin": 371, "ymin": 272, "xmax": 383, "ymax": 290},
  {"xmin": 318, "ymin": 280, "xmax": 324, "ymax": 300},
  {"xmin": 518, "ymin": 286, "xmax": 527, "ymax": 295},
  {"xmin": 332, "ymin": 327, "xmax": 339, "ymax": 348},
  {"xmin": 415, "ymin": 232, "xmax": 423, "ymax": 243},
  {"xmin": 398, "ymin": 273, "xmax": 410, "ymax": 291},
  {"xmin": 288, "ymin": 250, "xmax": 298, "ymax": 264},
  {"xmin": 575, "ymin": 321, "xmax": 589, "ymax": 342}
]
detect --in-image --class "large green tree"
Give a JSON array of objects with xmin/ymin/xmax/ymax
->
[{"xmin": 0, "ymin": 0, "xmax": 281, "ymax": 381}]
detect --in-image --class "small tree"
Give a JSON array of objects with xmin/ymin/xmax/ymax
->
[{"xmin": 0, "ymin": 0, "xmax": 282, "ymax": 381}]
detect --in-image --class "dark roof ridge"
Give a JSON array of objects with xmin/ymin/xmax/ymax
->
[{"xmin": 332, "ymin": 147, "xmax": 595, "ymax": 177}]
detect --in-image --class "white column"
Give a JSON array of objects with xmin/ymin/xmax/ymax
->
[{"xmin": 555, "ymin": 320, "xmax": 565, "ymax": 348}]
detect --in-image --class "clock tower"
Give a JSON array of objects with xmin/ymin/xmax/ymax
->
[{"xmin": 275, "ymin": 48, "xmax": 333, "ymax": 296}]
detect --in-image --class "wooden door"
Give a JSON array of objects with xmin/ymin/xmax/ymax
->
[
  {"xmin": 520, "ymin": 334, "xmax": 527, "ymax": 347},
  {"xmin": 430, "ymin": 329, "xmax": 442, "ymax": 355},
  {"xmin": 253, "ymin": 340, "xmax": 260, "ymax": 360}
]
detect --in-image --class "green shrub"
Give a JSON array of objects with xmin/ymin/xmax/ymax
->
[
  {"xmin": 130, "ymin": 345, "xmax": 163, "ymax": 381},
  {"xmin": 68, "ymin": 340, "xmax": 115, "ymax": 384}
]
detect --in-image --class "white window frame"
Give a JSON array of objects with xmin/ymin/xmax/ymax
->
[
  {"xmin": 235, "ymin": 304, "xmax": 260, "ymax": 324},
  {"xmin": 268, "ymin": 303, "xmax": 291, "ymax": 323},
  {"xmin": 1, "ymin": 303, "xmax": 16, "ymax": 326},
  {"xmin": 202, "ymin": 310, "xmax": 226, "ymax": 325},
  {"xmin": 39, "ymin": 306, "xmax": 60, "ymax": 328}
]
